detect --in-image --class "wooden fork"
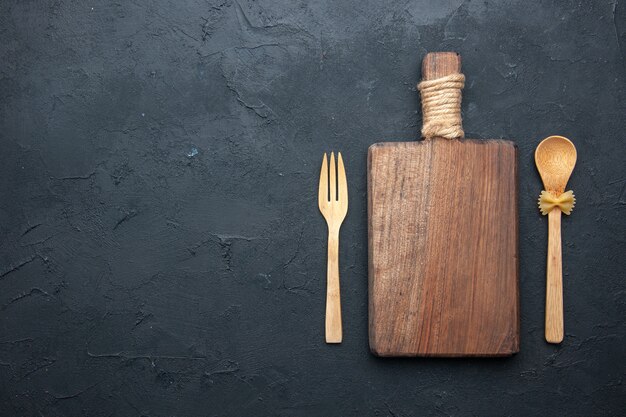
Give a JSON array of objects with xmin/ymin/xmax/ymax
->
[{"xmin": 318, "ymin": 152, "xmax": 348, "ymax": 343}]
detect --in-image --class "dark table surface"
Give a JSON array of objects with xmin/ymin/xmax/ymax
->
[{"xmin": 1, "ymin": 0, "xmax": 625, "ymax": 416}]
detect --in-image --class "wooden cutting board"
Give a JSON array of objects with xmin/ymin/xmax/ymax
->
[{"xmin": 367, "ymin": 52, "xmax": 519, "ymax": 357}]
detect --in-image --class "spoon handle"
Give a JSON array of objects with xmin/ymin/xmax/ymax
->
[{"xmin": 546, "ymin": 208, "xmax": 564, "ymax": 343}]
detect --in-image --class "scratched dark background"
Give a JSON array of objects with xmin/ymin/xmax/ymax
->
[{"xmin": 0, "ymin": 0, "xmax": 625, "ymax": 415}]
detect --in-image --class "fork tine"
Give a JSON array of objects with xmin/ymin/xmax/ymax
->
[
  {"xmin": 337, "ymin": 152, "xmax": 347, "ymax": 202},
  {"xmin": 318, "ymin": 153, "xmax": 328, "ymax": 207},
  {"xmin": 329, "ymin": 152, "xmax": 336, "ymax": 201}
]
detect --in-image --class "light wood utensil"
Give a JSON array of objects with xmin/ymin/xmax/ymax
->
[
  {"xmin": 535, "ymin": 135, "xmax": 577, "ymax": 344},
  {"xmin": 318, "ymin": 152, "xmax": 348, "ymax": 343}
]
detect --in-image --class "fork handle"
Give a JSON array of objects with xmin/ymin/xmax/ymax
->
[
  {"xmin": 326, "ymin": 230, "xmax": 342, "ymax": 343},
  {"xmin": 546, "ymin": 208, "xmax": 563, "ymax": 344}
]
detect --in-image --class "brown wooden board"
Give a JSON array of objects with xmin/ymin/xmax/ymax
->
[{"xmin": 367, "ymin": 53, "xmax": 519, "ymax": 357}]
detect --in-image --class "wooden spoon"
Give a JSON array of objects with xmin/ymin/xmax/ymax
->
[{"xmin": 535, "ymin": 135, "xmax": 577, "ymax": 344}]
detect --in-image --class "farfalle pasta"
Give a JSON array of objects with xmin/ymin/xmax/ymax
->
[{"xmin": 538, "ymin": 190, "xmax": 576, "ymax": 215}]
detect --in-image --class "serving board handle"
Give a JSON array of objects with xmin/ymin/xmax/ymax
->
[
  {"xmin": 422, "ymin": 52, "xmax": 462, "ymax": 80},
  {"xmin": 420, "ymin": 52, "xmax": 464, "ymax": 140}
]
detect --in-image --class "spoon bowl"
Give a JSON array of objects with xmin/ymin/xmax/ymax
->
[{"xmin": 535, "ymin": 135, "xmax": 577, "ymax": 194}]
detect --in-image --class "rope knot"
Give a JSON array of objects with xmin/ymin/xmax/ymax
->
[
  {"xmin": 538, "ymin": 190, "xmax": 576, "ymax": 215},
  {"xmin": 417, "ymin": 73, "xmax": 465, "ymax": 140}
]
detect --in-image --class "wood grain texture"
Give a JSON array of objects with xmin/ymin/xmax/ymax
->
[
  {"xmin": 367, "ymin": 52, "xmax": 519, "ymax": 357},
  {"xmin": 546, "ymin": 208, "xmax": 563, "ymax": 343},
  {"xmin": 422, "ymin": 51, "xmax": 461, "ymax": 81}
]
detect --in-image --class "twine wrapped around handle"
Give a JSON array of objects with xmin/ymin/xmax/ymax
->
[{"xmin": 417, "ymin": 73, "xmax": 465, "ymax": 140}]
